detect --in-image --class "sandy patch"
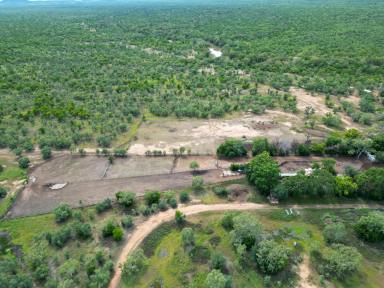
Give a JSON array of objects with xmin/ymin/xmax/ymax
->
[
  {"xmin": 291, "ymin": 87, "xmax": 331, "ymax": 116},
  {"xmin": 298, "ymin": 255, "xmax": 317, "ymax": 288}
]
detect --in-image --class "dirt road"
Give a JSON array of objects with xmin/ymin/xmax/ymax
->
[{"xmin": 108, "ymin": 202, "xmax": 384, "ymax": 288}]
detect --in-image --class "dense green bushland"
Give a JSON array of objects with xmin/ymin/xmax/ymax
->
[{"xmin": 0, "ymin": 0, "xmax": 383, "ymax": 149}]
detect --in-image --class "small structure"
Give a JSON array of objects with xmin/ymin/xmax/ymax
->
[
  {"xmin": 222, "ymin": 170, "xmax": 240, "ymax": 177},
  {"xmin": 209, "ymin": 48, "xmax": 222, "ymax": 58},
  {"xmin": 50, "ymin": 183, "xmax": 67, "ymax": 190}
]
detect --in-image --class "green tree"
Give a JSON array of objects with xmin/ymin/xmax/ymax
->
[
  {"xmin": 255, "ymin": 240, "xmax": 290, "ymax": 274},
  {"xmin": 175, "ymin": 210, "xmax": 185, "ymax": 225},
  {"xmin": 113, "ymin": 149, "xmax": 127, "ymax": 158},
  {"xmin": 112, "ymin": 227, "xmax": 124, "ymax": 241},
  {"xmin": 246, "ymin": 152, "xmax": 280, "ymax": 195},
  {"xmin": 217, "ymin": 139, "xmax": 247, "ymax": 158},
  {"xmin": 230, "ymin": 213, "xmax": 263, "ymax": 249},
  {"xmin": 41, "ymin": 146, "xmax": 52, "ymax": 160},
  {"xmin": 189, "ymin": 161, "xmax": 199, "ymax": 172},
  {"xmin": 179, "ymin": 191, "xmax": 190, "ymax": 203},
  {"xmin": 181, "ymin": 227, "xmax": 195, "ymax": 248},
  {"xmin": 210, "ymin": 251, "xmax": 227, "ymax": 272},
  {"xmin": 0, "ymin": 187, "xmax": 7, "ymax": 198},
  {"xmin": 18, "ymin": 156, "xmax": 30, "ymax": 169},
  {"xmin": 252, "ymin": 137, "xmax": 269, "ymax": 156},
  {"xmin": 53, "ymin": 203, "xmax": 72, "ymax": 223},
  {"xmin": 73, "ymin": 222, "xmax": 92, "ymax": 240},
  {"xmin": 116, "ymin": 191, "xmax": 136, "ymax": 208},
  {"xmin": 323, "ymin": 223, "xmax": 348, "ymax": 244},
  {"xmin": 322, "ymin": 244, "xmax": 362, "ymax": 280},
  {"xmin": 355, "ymin": 212, "xmax": 384, "ymax": 242},
  {"xmin": 121, "ymin": 215, "xmax": 134, "ymax": 229},
  {"xmin": 335, "ymin": 176, "xmax": 357, "ymax": 197},
  {"xmin": 121, "ymin": 249, "xmax": 148, "ymax": 278},
  {"xmin": 355, "ymin": 168, "xmax": 384, "ymax": 200},
  {"xmin": 144, "ymin": 191, "xmax": 161, "ymax": 206},
  {"xmin": 192, "ymin": 176, "xmax": 204, "ymax": 194},
  {"xmin": 102, "ymin": 218, "xmax": 118, "ymax": 238},
  {"xmin": 205, "ymin": 269, "xmax": 231, "ymax": 288}
]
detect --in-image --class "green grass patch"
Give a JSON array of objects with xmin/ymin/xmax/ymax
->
[{"xmin": 0, "ymin": 213, "xmax": 56, "ymax": 252}]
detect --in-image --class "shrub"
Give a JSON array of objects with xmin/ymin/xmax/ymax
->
[
  {"xmin": 322, "ymin": 244, "xmax": 362, "ymax": 280},
  {"xmin": 246, "ymin": 152, "xmax": 280, "ymax": 195},
  {"xmin": 213, "ymin": 186, "xmax": 228, "ymax": 198},
  {"xmin": 252, "ymin": 137, "xmax": 270, "ymax": 156},
  {"xmin": 220, "ymin": 211, "xmax": 239, "ymax": 230},
  {"xmin": 297, "ymin": 144, "xmax": 310, "ymax": 156},
  {"xmin": 144, "ymin": 191, "xmax": 161, "ymax": 206},
  {"xmin": 309, "ymin": 143, "xmax": 325, "ymax": 155},
  {"xmin": 321, "ymin": 158, "xmax": 337, "ymax": 175},
  {"xmin": 205, "ymin": 269, "xmax": 231, "ymax": 288},
  {"xmin": 121, "ymin": 216, "xmax": 134, "ymax": 229},
  {"xmin": 150, "ymin": 203, "xmax": 159, "ymax": 214},
  {"xmin": 139, "ymin": 204, "xmax": 151, "ymax": 216},
  {"xmin": 0, "ymin": 187, "xmax": 7, "ymax": 198},
  {"xmin": 355, "ymin": 212, "xmax": 384, "ymax": 242},
  {"xmin": 322, "ymin": 113, "xmax": 342, "ymax": 128},
  {"xmin": 116, "ymin": 191, "xmax": 136, "ymax": 208},
  {"xmin": 168, "ymin": 197, "xmax": 178, "ymax": 209},
  {"xmin": 335, "ymin": 176, "xmax": 357, "ymax": 197},
  {"xmin": 53, "ymin": 203, "xmax": 72, "ymax": 223},
  {"xmin": 192, "ymin": 176, "xmax": 204, "ymax": 193},
  {"xmin": 121, "ymin": 249, "xmax": 148, "ymax": 278},
  {"xmin": 181, "ymin": 227, "xmax": 195, "ymax": 248},
  {"xmin": 355, "ymin": 168, "xmax": 384, "ymax": 200},
  {"xmin": 189, "ymin": 161, "xmax": 199, "ymax": 171},
  {"xmin": 0, "ymin": 164, "xmax": 3, "ymax": 173},
  {"xmin": 323, "ymin": 223, "xmax": 347, "ymax": 244},
  {"xmin": 210, "ymin": 251, "xmax": 227, "ymax": 272},
  {"xmin": 97, "ymin": 135, "xmax": 112, "ymax": 148},
  {"xmin": 41, "ymin": 146, "xmax": 52, "ymax": 160},
  {"xmin": 46, "ymin": 226, "xmax": 72, "ymax": 248},
  {"xmin": 102, "ymin": 219, "xmax": 118, "ymax": 238},
  {"xmin": 217, "ymin": 139, "xmax": 247, "ymax": 158},
  {"xmin": 113, "ymin": 148, "xmax": 127, "ymax": 158},
  {"xmin": 255, "ymin": 240, "xmax": 290, "ymax": 274},
  {"xmin": 156, "ymin": 199, "xmax": 167, "ymax": 211},
  {"xmin": 344, "ymin": 165, "xmax": 358, "ymax": 178},
  {"xmin": 271, "ymin": 183, "xmax": 288, "ymax": 200},
  {"xmin": 112, "ymin": 227, "xmax": 124, "ymax": 241},
  {"xmin": 73, "ymin": 222, "xmax": 92, "ymax": 240},
  {"xmin": 175, "ymin": 210, "xmax": 185, "ymax": 225},
  {"xmin": 95, "ymin": 198, "xmax": 112, "ymax": 214},
  {"xmin": 18, "ymin": 156, "xmax": 30, "ymax": 169},
  {"xmin": 231, "ymin": 213, "xmax": 263, "ymax": 249},
  {"xmin": 179, "ymin": 191, "xmax": 190, "ymax": 203}
]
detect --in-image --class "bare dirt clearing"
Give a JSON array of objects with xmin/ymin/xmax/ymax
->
[
  {"xmin": 8, "ymin": 154, "xmax": 243, "ymax": 218},
  {"xmin": 8, "ymin": 155, "xmax": 369, "ymax": 218},
  {"xmin": 290, "ymin": 87, "xmax": 363, "ymax": 129},
  {"xmin": 129, "ymin": 112, "xmax": 306, "ymax": 155}
]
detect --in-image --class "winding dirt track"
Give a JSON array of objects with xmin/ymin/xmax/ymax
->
[{"xmin": 108, "ymin": 203, "xmax": 384, "ymax": 288}]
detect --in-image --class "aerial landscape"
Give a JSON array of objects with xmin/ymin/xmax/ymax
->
[{"xmin": 0, "ymin": 0, "xmax": 383, "ymax": 287}]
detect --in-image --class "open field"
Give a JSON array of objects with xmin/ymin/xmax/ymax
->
[{"xmin": 129, "ymin": 112, "xmax": 307, "ymax": 155}]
